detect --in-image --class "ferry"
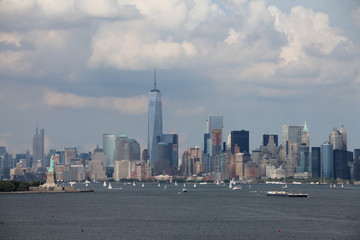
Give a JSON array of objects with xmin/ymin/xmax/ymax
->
[{"xmin": 266, "ymin": 191, "xmax": 308, "ymax": 198}]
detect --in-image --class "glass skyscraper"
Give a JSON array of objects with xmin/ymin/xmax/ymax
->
[
  {"xmin": 103, "ymin": 134, "xmax": 115, "ymax": 167},
  {"xmin": 148, "ymin": 77, "xmax": 163, "ymax": 165},
  {"xmin": 282, "ymin": 124, "xmax": 304, "ymax": 154},
  {"xmin": 321, "ymin": 142, "xmax": 333, "ymax": 178}
]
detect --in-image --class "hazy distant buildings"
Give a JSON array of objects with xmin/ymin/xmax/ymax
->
[
  {"xmin": 321, "ymin": 142, "xmax": 333, "ymax": 178},
  {"xmin": 115, "ymin": 134, "xmax": 141, "ymax": 162},
  {"xmin": 329, "ymin": 126, "xmax": 347, "ymax": 151},
  {"xmin": 282, "ymin": 124, "xmax": 303, "ymax": 154},
  {"xmin": 32, "ymin": 126, "xmax": 44, "ymax": 171},
  {"xmin": 90, "ymin": 145, "xmax": 107, "ymax": 180},
  {"xmin": 298, "ymin": 123, "xmax": 310, "ymax": 173},
  {"xmin": 148, "ymin": 74, "xmax": 163, "ymax": 165},
  {"xmin": 204, "ymin": 116, "xmax": 223, "ymax": 156},
  {"xmin": 354, "ymin": 149, "xmax": 360, "ymax": 181},
  {"xmin": 263, "ymin": 134, "xmax": 278, "ymax": 147}
]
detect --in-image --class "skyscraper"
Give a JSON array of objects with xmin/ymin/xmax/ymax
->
[
  {"xmin": 298, "ymin": 122, "xmax": 310, "ymax": 173},
  {"xmin": 148, "ymin": 71, "xmax": 163, "ymax": 165},
  {"xmin": 311, "ymin": 147, "xmax": 321, "ymax": 178},
  {"xmin": 282, "ymin": 124, "xmax": 304, "ymax": 154},
  {"xmin": 205, "ymin": 116, "xmax": 223, "ymax": 156},
  {"xmin": 321, "ymin": 142, "xmax": 333, "ymax": 178},
  {"xmin": 32, "ymin": 126, "xmax": 44, "ymax": 170},
  {"xmin": 230, "ymin": 130, "xmax": 249, "ymax": 154},
  {"xmin": 103, "ymin": 134, "xmax": 115, "ymax": 167},
  {"xmin": 329, "ymin": 129, "xmax": 344, "ymax": 150}
]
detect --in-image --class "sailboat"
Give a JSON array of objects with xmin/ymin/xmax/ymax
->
[
  {"xmin": 216, "ymin": 180, "xmax": 220, "ymax": 185},
  {"xmin": 174, "ymin": 182, "xmax": 178, "ymax": 186},
  {"xmin": 183, "ymin": 183, "xmax": 186, "ymax": 187},
  {"xmin": 157, "ymin": 182, "xmax": 161, "ymax": 187},
  {"xmin": 133, "ymin": 182, "xmax": 136, "ymax": 187},
  {"xmin": 164, "ymin": 185, "xmax": 167, "ymax": 189},
  {"xmin": 229, "ymin": 181, "xmax": 233, "ymax": 189},
  {"xmin": 108, "ymin": 183, "xmax": 112, "ymax": 189},
  {"xmin": 142, "ymin": 183, "xmax": 144, "ymax": 188},
  {"xmin": 282, "ymin": 184, "xmax": 287, "ymax": 189},
  {"xmin": 194, "ymin": 183, "xmax": 197, "ymax": 188},
  {"xmin": 103, "ymin": 181, "xmax": 107, "ymax": 187},
  {"xmin": 85, "ymin": 183, "xmax": 88, "ymax": 187}
]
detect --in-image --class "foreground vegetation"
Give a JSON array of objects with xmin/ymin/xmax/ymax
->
[{"xmin": 0, "ymin": 180, "xmax": 43, "ymax": 192}]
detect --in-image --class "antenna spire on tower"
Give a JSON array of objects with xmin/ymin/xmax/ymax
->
[{"xmin": 154, "ymin": 67, "xmax": 157, "ymax": 90}]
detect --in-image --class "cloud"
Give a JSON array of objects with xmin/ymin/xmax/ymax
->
[
  {"xmin": 268, "ymin": 5, "xmax": 347, "ymax": 64},
  {"xmin": 0, "ymin": 133, "xmax": 12, "ymax": 137},
  {"xmin": 174, "ymin": 106, "xmax": 205, "ymax": 116},
  {"xmin": 43, "ymin": 90, "xmax": 147, "ymax": 115},
  {"xmin": 352, "ymin": 7, "xmax": 360, "ymax": 28},
  {"xmin": 17, "ymin": 103, "xmax": 32, "ymax": 110}
]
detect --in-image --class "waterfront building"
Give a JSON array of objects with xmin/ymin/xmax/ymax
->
[
  {"xmin": 188, "ymin": 146, "xmax": 202, "ymax": 175},
  {"xmin": 148, "ymin": 72, "xmax": 163, "ymax": 165},
  {"xmin": 311, "ymin": 147, "xmax": 321, "ymax": 178},
  {"xmin": 181, "ymin": 151, "xmax": 192, "ymax": 176},
  {"xmin": 282, "ymin": 124, "xmax": 304, "ymax": 154},
  {"xmin": 230, "ymin": 130, "xmax": 249, "ymax": 154},
  {"xmin": 321, "ymin": 142, "xmax": 333, "ymax": 178},
  {"xmin": 114, "ymin": 160, "xmax": 131, "ymax": 180},
  {"xmin": 298, "ymin": 122, "xmax": 311, "ymax": 173},
  {"xmin": 354, "ymin": 149, "xmax": 360, "ymax": 181},
  {"xmin": 333, "ymin": 149, "xmax": 351, "ymax": 180},
  {"xmin": 153, "ymin": 142, "xmax": 170, "ymax": 175},
  {"xmin": 163, "ymin": 133, "xmax": 179, "ymax": 168},
  {"xmin": 103, "ymin": 134, "xmax": 115, "ymax": 167}
]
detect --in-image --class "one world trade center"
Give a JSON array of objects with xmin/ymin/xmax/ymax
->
[{"xmin": 148, "ymin": 70, "xmax": 163, "ymax": 165}]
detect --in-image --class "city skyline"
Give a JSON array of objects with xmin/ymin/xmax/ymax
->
[{"xmin": 0, "ymin": 0, "xmax": 359, "ymax": 155}]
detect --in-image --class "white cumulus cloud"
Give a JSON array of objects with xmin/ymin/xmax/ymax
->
[{"xmin": 43, "ymin": 90, "xmax": 148, "ymax": 115}]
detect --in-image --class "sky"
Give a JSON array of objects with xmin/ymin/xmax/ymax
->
[{"xmin": 0, "ymin": 0, "xmax": 359, "ymax": 156}]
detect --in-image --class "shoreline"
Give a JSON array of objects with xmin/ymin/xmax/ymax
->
[{"xmin": 0, "ymin": 189, "xmax": 94, "ymax": 194}]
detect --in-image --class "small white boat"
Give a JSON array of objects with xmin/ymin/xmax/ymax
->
[
  {"xmin": 282, "ymin": 184, "xmax": 287, "ymax": 189},
  {"xmin": 108, "ymin": 183, "xmax": 112, "ymax": 189},
  {"xmin": 164, "ymin": 185, "xmax": 167, "ymax": 189},
  {"xmin": 249, "ymin": 184, "xmax": 251, "ymax": 189},
  {"xmin": 103, "ymin": 181, "xmax": 107, "ymax": 187},
  {"xmin": 174, "ymin": 182, "xmax": 178, "ymax": 186},
  {"xmin": 200, "ymin": 182, "xmax": 207, "ymax": 185},
  {"xmin": 157, "ymin": 182, "xmax": 161, "ymax": 187},
  {"xmin": 85, "ymin": 183, "xmax": 88, "ymax": 187},
  {"xmin": 341, "ymin": 184, "xmax": 344, "ymax": 188},
  {"xmin": 232, "ymin": 185, "xmax": 242, "ymax": 190},
  {"xmin": 333, "ymin": 184, "xmax": 336, "ymax": 188},
  {"xmin": 229, "ymin": 182, "xmax": 233, "ymax": 189},
  {"xmin": 142, "ymin": 183, "xmax": 144, "ymax": 188},
  {"xmin": 182, "ymin": 188, "xmax": 187, "ymax": 192},
  {"xmin": 84, "ymin": 180, "xmax": 91, "ymax": 184},
  {"xmin": 183, "ymin": 183, "xmax": 186, "ymax": 187},
  {"xmin": 194, "ymin": 183, "xmax": 197, "ymax": 188},
  {"xmin": 133, "ymin": 182, "xmax": 136, "ymax": 187},
  {"xmin": 216, "ymin": 180, "xmax": 220, "ymax": 185}
]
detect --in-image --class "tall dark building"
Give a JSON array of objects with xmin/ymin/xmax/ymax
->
[
  {"xmin": 311, "ymin": 147, "xmax": 321, "ymax": 178},
  {"xmin": 203, "ymin": 133, "xmax": 209, "ymax": 154},
  {"xmin": 263, "ymin": 134, "xmax": 278, "ymax": 146},
  {"xmin": 333, "ymin": 149, "xmax": 351, "ymax": 180},
  {"xmin": 230, "ymin": 130, "xmax": 249, "ymax": 154},
  {"xmin": 163, "ymin": 133, "xmax": 178, "ymax": 168},
  {"xmin": 354, "ymin": 149, "xmax": 360, "ymax": 181}
]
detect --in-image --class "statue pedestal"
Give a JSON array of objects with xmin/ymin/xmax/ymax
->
[{"xmin": 41, "ymin": 172, "xmax": 57, "ymax": 188}]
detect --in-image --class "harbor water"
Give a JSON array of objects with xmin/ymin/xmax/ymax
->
[{"xmin": 1, "ymin": 183, "xmax": 359, "ymax": 240}]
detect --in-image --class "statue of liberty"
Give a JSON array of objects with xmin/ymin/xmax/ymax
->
[{"xmin": 48, "ymin": 154, "xmax": 56, "ymax": 172}]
